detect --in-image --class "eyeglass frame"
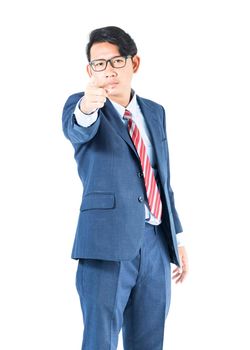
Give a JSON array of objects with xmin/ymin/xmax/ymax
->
[{"xmin": 89, "ymin": 55, "xmax": 133, "ymax": 72}]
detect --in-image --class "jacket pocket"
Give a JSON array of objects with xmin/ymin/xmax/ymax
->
[{"xmin": 80, "ymin": 192, "xmax": 115, "ymax": 211}]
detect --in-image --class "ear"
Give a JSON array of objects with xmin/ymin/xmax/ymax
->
[
  {"xmin": 132, "ymin": 55, "xmax": 140, "ymax": 73},
  {"xmin": 86, "ymin": 64, "xmax": 92, "ymax": 77}
]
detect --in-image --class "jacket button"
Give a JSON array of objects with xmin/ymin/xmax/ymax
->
[{"xmin": 138, "ymin": 196, "xmax": 144, "ymax": 203}]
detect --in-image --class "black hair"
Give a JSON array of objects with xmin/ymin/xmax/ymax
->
[{"xmin": 86, "ymin": 26, "xmax": 137, "ymax": 62}]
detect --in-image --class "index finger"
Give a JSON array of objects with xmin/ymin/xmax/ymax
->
[
  {"xmin": 89, "ymin": 75, "xmax": 105, "ymax": 89},
  {"xmin": 89, "ymin": 75, "xmax": 97, "ymax": 87},
  {"xmin": 88, "ymin": 75, "xmax": 107, "ymax": 97}
]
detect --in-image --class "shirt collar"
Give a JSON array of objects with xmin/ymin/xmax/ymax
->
[{"xmin": 109, "ymin": 90, "xmax": 138, "ymax": 119}]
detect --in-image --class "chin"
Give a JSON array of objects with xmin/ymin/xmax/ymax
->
[{"xmin": 107, "ymin": 88, "xmax": 119, "ymax": 96}]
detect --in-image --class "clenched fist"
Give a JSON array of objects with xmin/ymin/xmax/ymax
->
[{"xmin": 80, "ymin": 76, "xmax": 108, "ymax": 114}]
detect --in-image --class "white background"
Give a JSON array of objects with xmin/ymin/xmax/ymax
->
[{"xmin": 0, "ymin": 0, "xmax": 249, "ymax": 349}]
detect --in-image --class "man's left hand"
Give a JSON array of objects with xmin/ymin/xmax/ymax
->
[{"xmin": 172, "ymin": 246, "xmax": 188, "ymax": 283}]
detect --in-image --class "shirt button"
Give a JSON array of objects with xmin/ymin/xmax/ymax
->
[
  {"xmin": 137, "ymin": 171, "xmax": 143, "ymax": 178},
  {"xmin": 138, "ymin": 196, "xmax": 144, "ymax": 203}
]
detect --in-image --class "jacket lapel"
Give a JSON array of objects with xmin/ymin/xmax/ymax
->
[
  {"xmin": 101, "ymin": 99, "xmax": 139, "ymax": 159},
  {"xmin": 136, "ymin": 96, "xmax": 165, "ymax": 180}
]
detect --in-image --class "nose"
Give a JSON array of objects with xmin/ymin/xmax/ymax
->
[{"xmin": 105, "ymin": 61, "xmax": 118, "ymax": 78}]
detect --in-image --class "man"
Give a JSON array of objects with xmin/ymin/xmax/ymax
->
[{"xmin": 62, "ymin": 26, "xmax": 188, "ymax": 350}]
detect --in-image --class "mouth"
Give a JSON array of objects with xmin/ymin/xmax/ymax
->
[{"xmin": 105, "ymin": 81, "xmax": 119, "ymax": 91}]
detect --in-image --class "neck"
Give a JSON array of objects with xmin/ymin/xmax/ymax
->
[{"xmin": 108, "ymin": 90, "xmax": 132, "ymax": 107}]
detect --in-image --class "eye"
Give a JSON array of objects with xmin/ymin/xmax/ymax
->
[
  {"xmin": 113, "ymin": 58, "xmax": 124, "ymax": 64},
  {"xmin": 94, "ymin": 61, "xmax": 105, "ymax": 67}
]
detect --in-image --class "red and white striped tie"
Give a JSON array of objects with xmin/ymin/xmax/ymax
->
[{"xmin": 124, "ymin": 109, "xmax": 162, "ymax": 221}]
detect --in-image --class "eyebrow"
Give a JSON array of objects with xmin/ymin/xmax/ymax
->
[{"xmin": 90, "ymin": 54, "xmax": 122, "ymax": 62}]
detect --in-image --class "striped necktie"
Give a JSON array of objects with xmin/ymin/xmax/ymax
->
[{"xmin": 123, "ymin": 109, "xmax": 162, "ymax": 221}]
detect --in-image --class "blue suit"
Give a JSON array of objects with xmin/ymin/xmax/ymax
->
[
  {"xmin": 63, "ymin": 92, "xmax": 182, "ymax": 264},
  {"xmin": 62, "ymin": 92, "xmax": 183, "ymax": 349}
]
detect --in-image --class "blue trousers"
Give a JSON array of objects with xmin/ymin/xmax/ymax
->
[{"xmin": 75, "ymin": 223, "xmax": 171, "ymax": 350}]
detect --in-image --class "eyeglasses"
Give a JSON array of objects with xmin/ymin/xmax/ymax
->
[{"xmin": 89, "ymin": 55, "xmax": 132, "ymax": 72}]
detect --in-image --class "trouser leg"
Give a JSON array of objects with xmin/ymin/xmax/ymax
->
[
  {"xmin": 75, "ymin": 255, "xmax": 140, "ymax": 350},
  {"xmin": 122, "ymin": 224, "xmax": 171, "ymax": 350}
]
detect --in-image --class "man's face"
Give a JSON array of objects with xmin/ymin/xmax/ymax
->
[{"xmin": 87, "ymin": 42, "xmax": 140, "ymax": 101}]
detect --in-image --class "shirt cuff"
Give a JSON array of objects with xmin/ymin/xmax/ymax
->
[
  {"xmin": 74, "ymin": 98, "xmax": 99, "ymax": 127},
  {"xmin": 176, "ymin": 232, "xmax": 185, "ymax": 247}
]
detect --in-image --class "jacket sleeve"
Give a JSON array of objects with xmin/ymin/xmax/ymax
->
[
  {"xmin": 161, "ymin": 106, "xmax": 183, "ymax": 234},
  {"xmin": 62, "ymin": 92, "xmax": 101, "ymax": 145}
]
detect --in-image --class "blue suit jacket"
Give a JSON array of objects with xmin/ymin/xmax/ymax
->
[{"xmin": 62, "ymin": 92, "xmax": 183, "ymax": 266}]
